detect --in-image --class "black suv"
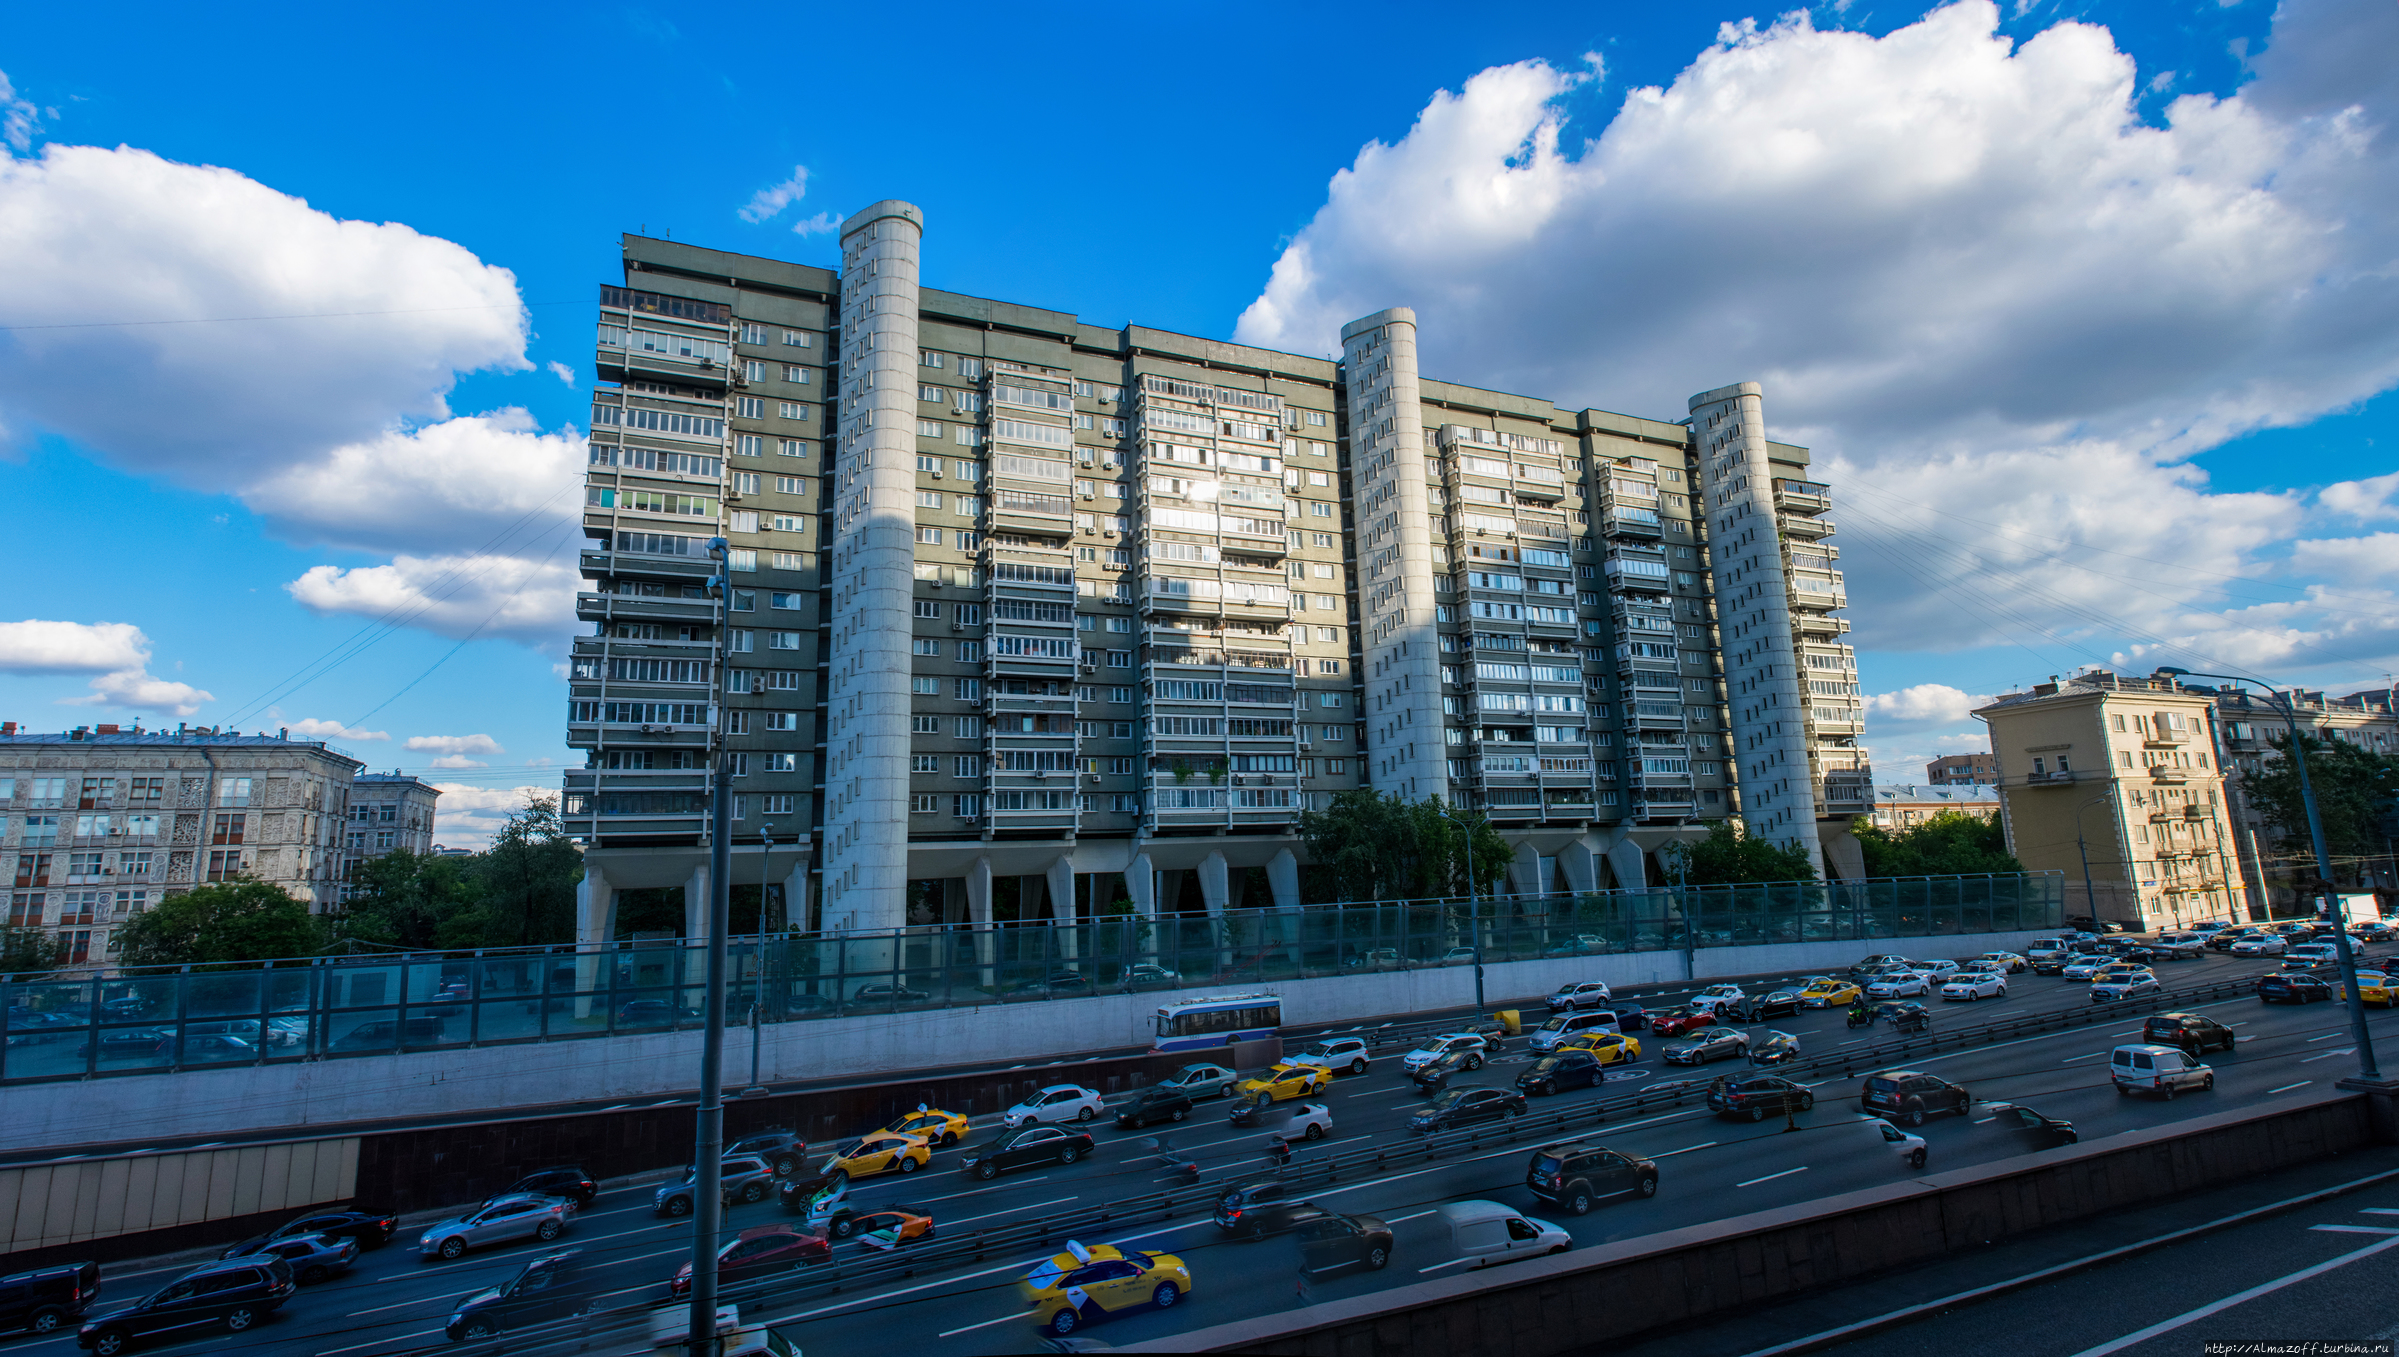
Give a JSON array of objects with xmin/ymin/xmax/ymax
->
[
  {"xmin": 1707, "ymin": 1074, "xmax": 1814, "ymax": 1122},
  {"xmin": 1214, "ymin": 1179, "xmax": 1306, "ymax": 1234},
  {"xmin": 1525, "ymin": 1142, "xmax": 1659, "ymax": 1216},
  {"xmin": 2258, "ymin": 974, "xmax": 2334, "ymax": 1004},
  {"xmin": 443, "ymin": 1249, "xmax": 599, "ymax": 1342},
  {"xmin": 1408, "ymin": 1087, "xmax": 1526, "ymax": 1135},
  {"xmin": 1114, "ymin": 1085, "xmax": 1195, "ymax": 1129},
  {"xmin": 2143, "ymin": 1012, "xmax": 2238, "ymax": 1056},
  {"xmin": 77, "ymin": 1258, "xmax": 294, "ymax": 1354},
  {"xmin": 1860, "ymin": 1070, "xmax": 1972, "ymax": 1127},
  {"xmin": 492, "ymin": 1167, "xmax": 598, "ymax": 1209},
  {"xmin": 0, "ymin": 1260, "xmax": 98, "ymax": 1335},
  {"xmin": 219, "ymin": 1208, "xmax": 398, "ymax": 1259},
  {"xmin": 726, "ymin": 1131, "xmax": 807, "ymax": 1175}
]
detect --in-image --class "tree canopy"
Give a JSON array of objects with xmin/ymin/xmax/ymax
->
[
  {"xmin": 0, "ymin": 923, "xmax": 68, "ymax": 980},
  {"xmin": 1662, "ymin": 820, "xmax": 1821, "ymax": 886},
  {"xmin": 2238, "ymin": 733, "xmax": 2399, "ymax": 889},
  {"xmin": 113, "ymin": 879, "xmax": 324, "ymax": 969},
  {"xmin": 1854, "ymin": 811, "xmax": 2024, "ymax": 877},
  {"xmin": 1299, "ymin": 790, "xmax": 1512, "ymax": 902},
  {"xmin": 327, "ymin": 796, "xmax": 584, "ymax": 951}
]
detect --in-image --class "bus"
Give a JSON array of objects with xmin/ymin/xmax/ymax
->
[{"xmin": 1153, "ymin": 992, "xmax": 1282, "ymax": 1053}]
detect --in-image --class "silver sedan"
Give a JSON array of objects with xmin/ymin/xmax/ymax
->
[{"xmin": 418, "ymin": 1193, "xmax": 572, "ymax": 1260}]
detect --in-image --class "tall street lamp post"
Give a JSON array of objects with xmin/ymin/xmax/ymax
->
[
  {"xmin": 688, "ymin": 537, "xmax": 735, "ymax": 1352},
  {"xmin": 1430, "ymin": 801, "xmax": 1486, "ymax": 1012},
  {"xmin": 2156, "ymin": 668, "xmax": 2381, "ymax": 1087}
]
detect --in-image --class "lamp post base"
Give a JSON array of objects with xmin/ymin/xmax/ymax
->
[{"xmin": 2336, "ymin": 1076, "xmax": 2399, "ymax": 1145}]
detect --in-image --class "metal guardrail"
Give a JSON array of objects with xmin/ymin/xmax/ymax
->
[{"xmin": 392, "ymin": 966, "xmax": 2276, "ymax": 1357}]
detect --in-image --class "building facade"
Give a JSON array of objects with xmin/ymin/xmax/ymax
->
[
  {"xmin": 1, "ymin": 725, "xmax": 362, "ymax": 965},
  {"xmin": 1870, "ymin": 783, "xmax": 2001, "ymax": 830},
  {"xmin": 2201, "ymin": 685, "xmax": 2396, "ymax": 917},
  {"xmin": 1926, "ymin": 753, "xmax": 1998, "ymax": 786},
  {"xmin": 340, "ymin": 773, "xmax": 442, "ymax": 893},
  {"xmin": 1975, "ymin": 673, "xmax": 2239, "ymax": 929},
  {"xmin": 562, "ymin": 206, "xmax": 1870, "ymax": 944}
]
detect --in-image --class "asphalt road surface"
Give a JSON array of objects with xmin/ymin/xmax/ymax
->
[{"xmin": 12, "ymin": 946, "xmax": 2391, "ymax": 1357}]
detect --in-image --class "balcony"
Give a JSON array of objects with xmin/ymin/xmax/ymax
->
[
  {"xmin": 2149, "ymin": 766, "xmax": 2191, "ymax": 783},
  {"xmin": 1603, "ymin": 508, "xmax": 1664, "ymax": 539},
  {"xmin": 2018, "ymin": 770, "xmax": 2082, "ymax": 786},
  {"xmin": 2142, "ymin": 729, "xmax": 2192, "ymax": 747},
  {"xmin": 1773, "ymin": 480, "xmax": 1831, "ymax": 515},
  {"xmin": 1794, "ymin": 613, "xmax": 1853, "ymax": 637},
  {"xmin": 1778, "ymin": 513, "xmax": 1834, "ymax": 541}
]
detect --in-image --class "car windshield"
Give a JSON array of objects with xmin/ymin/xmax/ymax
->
[
  {"xmin": 1538, "ymin": 1018, "xmax": 1568, "ymax": 1032},
  {"xmin": 1411, "ymin": 1040, "xmax": 1445, "ymax": 1055},
  {"xmin": 1027, "ymin": 1259, "xmax": 1068, "ymax": 1290},
  {"xmin": 1427, "ymin": 1090, "xmax": 1468, "ymax": 1110},
  {"xmin": 1529, "ymin": 1057, "xmax": 1561, "ymax": 1073}
]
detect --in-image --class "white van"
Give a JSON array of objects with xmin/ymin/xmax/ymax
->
[
  {"xmin": 1438, "ymin": 1200, "xmax": 1571, "ymax": 1269},
  {"xmin": 2284, "ymin": 943, "xmax": 2340, "ymax": 970},
  {"xmin": 1838, "ymin": 1113, "xmax": 1928, "ymax": 1169},
  {"xmin": 2110, "ymin": 1043, "xmax": 2215, "ymax": 1099},
  {"xmin": 1527, "ymin": 1009, "xmax": 1622, "ymax": 1053}
]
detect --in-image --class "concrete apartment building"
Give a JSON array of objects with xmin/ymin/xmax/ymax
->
[
  {"xmin": 1870, "ymin": 783, "xmax": 2001, "ymax": 831},
  {"xmin": 1, "ymin": 725, "xmax": 363, "ymax": 964},
  {"xmin": 1926, "ymin": 753, "xmax": 1997, "ymax": 785},
  {"xmin": 564, "ymin": 203, "xmax": 1870, "ymax": 942},
  {"xmin": 340, "ymin": 772, "xmax": 442, "ymax": 896},
  {"xmin": 1975, "ymin": 673, "xmax": 2240, "ymax": 928}
]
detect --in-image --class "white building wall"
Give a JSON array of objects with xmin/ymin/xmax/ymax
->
[
  {"xmin": 819, "ymin": 201, "xmax": 925, "ymax": 932},
  {"xmin": 1344, "ymin": 308, "xmax": 1447, "ymax": 801}
]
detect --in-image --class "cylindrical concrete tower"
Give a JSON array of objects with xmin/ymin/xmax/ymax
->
[{"xmin": 1343, "ymin": 308, "xmax": 1448, "ymax": 800}]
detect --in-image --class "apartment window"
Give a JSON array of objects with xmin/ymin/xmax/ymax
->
[
  {"xmin": 955, "ymin": 716, "xmax": 983, "ymax": 737},
  {"xmin": 740, "ymin": 323, "xmax": 767, "ymax": 344},
  {"xmin": 958, "ymin": 641, "xmax": 983, "ymax": 662},
  {"xmin": 779, "ymin": 439, "xmax": 807, "ymax": 458},
  {"xmin": 2032, "ymin": 757, "xmax": 2046, "ymax": 774},
  {"xmin": 127, "ymin": 777, "xmax": 163, "ymax": 805},
  {"xmin": 919, "ymin": 420, "xmax": 944, "ymax": 439},
  {"xmin": 1319, "ymin": 693, "xmax": 1346, "ymax": 708},
  {"xmin": 954, "ymin": 461, "xmax": 981, "ymax": 481},
  {"xmin": 783, "ymin": 365, "xmax": 809, "ymax": 383},
  {"xmin": 1108, "ymin": 686, "xmax": 1133, "ymax": 704},
  {"xmin": 1306, "ymin": 410, "xmax": 1328, "ymax": 427},
  {"xmin": 953, "ymin": 794, "xmax": 982, "ymax": 818},
  {"xmin": 911, "ymin": 715, "xmax": 940, "ymax": 734},
  {"xmin": 955, "ymin": 427, "xmax": 983, "ymax": 447},
  {"xmin": 761, "ymin": 794, "xmax": 795, "ymax": 815},
  {"xmin": 957, "ymin": 358, "xmax": 984, "ymax": 378},
  {"xmin": 206, "ymin": 850, "xmax": 243, "ymax": 882},
  {"xmin": 917, "ymin": 526, "xmax": 943, "ymax": 544},
  {"xmin": 918, "ymin": 490, "xmax": 945, "ymax": 509},
  {"xmin": 921, "ymin": 351, "xmax": 945, "ymax": 369},
  {"xmin": 1107, "ymin": 616, "xmax": 1132, "ymax": 633},
  {"xmin": 729, "ymin": 589, "xmax": 755, "ymax": 613},
  {"xmin": 955, "ymin": 677, "xmax": 983, "ymax": 698},
  {"xmin": 919, "ymin": 385, "xmax": 943, "ymax": 403},
  {"xmin": 1111, "ymin": 721, "xmax": 1134, "ymax": 738},
  {"xmin": 217, "ymin": 778, "xmax": 252, "ymax": 807},
  {"xmin": 911, "ymin": 677, "xmax": 939, "ymax": 695},
  {"xmin": 1318, "ymin": 660, "xmax": 1344, "ymax": 675},
  {"xmin": 13, "ymin": 852, "xmax": 52, "ymax": 887},
  {"xmin": 767, "ymin": 631, "xmax": 801, "ymax": 650},
  {"xmin": 729, "ymin": 548, "xmax": 756, "ymax": 571},
  {"xmin": 912, "ymin": 638, "xmax": 940, "ymax": 657},
  {"xmin": 954, "ymin": 391, "xmax": 983, "ymax": 413},
  {"xmin": 762, "ymin": 712, "xmax": 800, "ymax": 731},
  {"xmin": 955, "ymin": 755, "xmax": 982, "ymax": 777},
  {"xmin": 729, "ymin": 630, "xmax": 754, "ymax": 653},
  {"xmin": 736, "ymin": 396, "xmax": 765, "ymax": 418},
  {"xmin": 118, "ymin": 849, "xmax": 151, "ymax": 877},
  {"xmin": 910, "ymin": 794, "xmax": 938, "ymax": 813},
  {"xmin": 728, "ymin": 753, "xmax": 749, "ymax": 778},
  {"xmin": 955, "ymin": 531, "xmax": 980, "ymax": 550},
  {"xmin": 733, "ymin": 472, "xmax": 761, "ymax": 495},
  {"xmin": 743, "ymin": 360, "xmax": 767, "ymax": 382},
  {"xmin": 1310, "ymin": 502, "xmax": 1333, "ymax": 518},
  {"xmin": 765, "ymin": 753, "xmax": 798, "ymax": 773},
  {"xmin": 1317, "ymin": 627, "xmax": 1341, "ymax": 643},
  {"xmin": 775, "ymin": 476, "xmax": 807, "ymax": 495}
]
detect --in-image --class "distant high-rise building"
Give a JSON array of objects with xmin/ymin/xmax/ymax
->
[
  {"xmin": 1926, "ymin": 753, "xmax": 1998, "ymax": 785},
  {"xmin": 561, "ymin": 207, "xmax": 1870, "ymax": 945}
]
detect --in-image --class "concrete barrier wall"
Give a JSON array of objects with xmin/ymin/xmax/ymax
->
[
  {"xmin": 1124, "ymin": 1091, "xmax": 2381, "ymax": 1356},
  {"xmin": 0, "ymin": 1138, "xmax": 357, "ymax": 1256},
  {"xmin": 4, "ymin": 929, "xmax": 2057, "ymax": 1154}
]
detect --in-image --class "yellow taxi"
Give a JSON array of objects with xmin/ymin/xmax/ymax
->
[
  {"xmin": 1797, "ymin": 978, "xmax": 1862, "ymax": 1008},
  {"xmin": 1235, "ymin": 1061, "xmax": 1332, "ymax": 1103},
  {"xmin": 1557, "ymin": 1031, "xmax": 1642, "ymax": 1064},
  {"xmin": 2339, "ymin": 972, "xmax": 2394, "ymax": 1007},
  {"xmin": 880, "ymin": 1106, "xmax": 969, "ymax": 1146},
  {"xmin": 1020, "ymin": 1240, "xmax": 1193, "ymax": 1339},
  {"xmin": 823, "ymin": 1130, "xmax": 931, "ymax": 1180}
]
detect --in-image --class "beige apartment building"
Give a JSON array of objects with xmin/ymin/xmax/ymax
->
[
  {"xmin": 564, "ymin": 206, "xmax": 1872, "ymax": 945},
  {"xmin": 1870, "ymin": 783, "xmax": 2001, "ymax": 831},
  {"xmin": 2202, "ymin": 685, "xmax": 2397, "ymax": 916},
  {"xmin": 1975, "ymin": 673, "xmax": 2239, "ymax": 928},
  {"xmin": 1, "ymin": 724, "xmax": 363, "ymax": 966},
  {"xmin": 1926, "ymin": 753, "xmax": 1997, "ymax": 785}
]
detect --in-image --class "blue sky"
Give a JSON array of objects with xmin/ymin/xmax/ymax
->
[{"xmin": 3, "ymin": 0, "xmax": 2395, "ymax": 840}]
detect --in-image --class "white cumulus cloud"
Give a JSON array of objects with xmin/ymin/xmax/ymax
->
[
  {"xmin": 739, "ymin": 165, "xmax": 811, "ymax": 223},
  {"xmin": 0, "ymin": 620, "xmax": 151, "ymax": 674},
  {"xmin": 285, "ymin": 551, "xmax": 581, "ymax": 646},
  {"xmin": 1865, "ymin": 684, "xmax": 1993, "ymax": 726},
  {"xmin": 426, "ymin": 784, "xmax": 559, "ymax": 851},
  {"xmin": 406, "ymin": 733, "xmax": 505, "ymax": 757},
  {"xmin": 286, "ymin": 717, "xmax": 389, "ymax": 742},
  {"xmin": 1235, "ymin": 0, "xmax": 2399, "ymax": 685},
  {"xmin": 61, "ymin": 669, "xmax": 213, "ymax": 718}
]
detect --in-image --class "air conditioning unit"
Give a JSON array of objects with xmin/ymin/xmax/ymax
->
[
  {"xmin": 1086, "ymin": 773, "xmax": 1101, "ymax": 784},
  {"xmin": 950, "ymin": 621, "xmax": 965, "ymax": 631},
  {"xmin": 1034, "ymin": 769, "xmax": 1048, "ymax": 779},
  {"xmin": 1103, "ymin": 529, "xmax": 1119, "ymax": 539},
  {"xmin": 929, "ymin": 468, "xmax": 942, "ymax": 479},
  {"xmin": 1297, "ymin": 741, "xmax": 1312, "ymax": 750}
]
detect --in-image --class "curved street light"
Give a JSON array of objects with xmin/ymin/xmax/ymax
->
[
  {"xmin": 2072, "ymin": 795, "xmax": 2114, "ymax": 927},
  {"xmin": 1427, "ymin": 800, "xmax": 1486, "ymax": 1012},
  {"xmin": 2154, "ymin": 667, "xmax": 2380, "ymax": 1084}
]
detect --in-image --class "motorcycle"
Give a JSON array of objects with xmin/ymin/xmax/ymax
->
[
  {"xmin": 1846, "ymin": 1006, "xmax": 1875, "ymax": 1029},
  {"xmin": 1227, "ymin": 1095, "xmax": 1269, "ymax": 1127}
]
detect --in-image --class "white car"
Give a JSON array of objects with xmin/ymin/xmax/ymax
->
[
  {"xmin": 1688, "ymin": 985, "xmax": 1746, "ymax": 1013},
  {"xmin": 1865, "ymin": 973, "xmax": 1931, "ymax": 1000},
  {"xmin": 2231, "ymin": 936, "xmax": 2288, "ymax": 956},
  {"xmin": 1547, "ymin": 980, "xmax": 1615, "ymax": 1012},
  {"xmin": 2090, "ymin": 971, "xmax": 2163, "ymax": 1002},
  {"xmin": 2061, "ymin": 956, "xmax": 2111, "ymax": 980},
  {"xmin": 1916, "ymin": 960, "xmax": 1962, "ymax": 981},
  {"xmin": 1941, "ymin": 973, "xmax": 2007, "ymax": 1002},
  {"xmin": 1001, "ymin": 1084, "xmax": 1104, "ymax": 1128},
  {"xmin": 1401, "ymin": 1032, "xmax": 1489, "ymax": 1073},
  {"xmin": 1288, "ymin": 1037, "xmax": 1371, "ymax": 1076}
]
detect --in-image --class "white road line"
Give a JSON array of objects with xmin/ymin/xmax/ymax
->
[
  {"xmin": 2302, "ymin": 1051, "xmax": 2351, "ymax": 1063},
  {"xmin": 1416, "ymin": 1255, "xmax": 1476, "ymax": 1275},
  {"xmin": 2268, "ymin": 1081, "xmax": 2315, "ymax": 1094},
  {"xmin": 1737, "ymin": 1166, "xmax": 1809, "ymax": 1188},
  {"xmin": 2065, "ymin": 1231, "xmax": 2399, "ymax": 1357},
  {"xmin": 914, "ymin": 1176, "xmax": 1050, "ymax": 1203},
  {"xmin": 2311, "ymin": 1225, "xmax": 2399, "ymax": 1234},
  {"xmin": 945, "ymin": 1195, "xmax": 1077, "ymax": 1226},
  {"xmin": 1382, "ymin": 1209, "xmax": 1439, "ymax": 1224},
  {"xmin": 1652, "ymin": 1141, "xmax": 1718, "ymax": 1158},
  {"xmin": 2360, "ymin": 1208, "xmax": 2399, "ymax": 1216},
  {"xmin": 320, "ymin": 1328, "xmax": 443, "ymax": 1355},
  {"xmin": 936, "ymin": 1312, "xmax": 1027, "ymax": 1338},
  {"xmin": 2308, "ymin": 1032, "xmax": 2342, "ymax": 1042},
  {"xmin": 2063, "ymin": 1052, "xmax": 2107, "ymax": 1063},
  {"xmin": 1973, "ymin": 1116, "xmax": 1999, "ymax": 1124}
]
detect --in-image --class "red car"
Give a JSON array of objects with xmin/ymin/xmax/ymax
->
[
  {"xmin": 1649, "ymin": 1006, "xmax": 1718, "ymax": 1038},
  {"xmin": 669, "ymin": 1225, "xmax": 831, "ymax": 1295}
]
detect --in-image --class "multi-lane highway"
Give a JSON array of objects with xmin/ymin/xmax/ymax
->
[{"xmin": 9, "ymin": 944, "xmax": 2391, "ymax": 1357}]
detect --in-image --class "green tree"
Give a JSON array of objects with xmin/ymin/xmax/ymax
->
[
  {"xmin": 1854, "ymin": 811, "xmax": 2024, "ymax": 877},
  {"xmin": 328, "ymin": 849, "xmax": 478, "ymax": 951},
  {"xmin": 461, "ymin": 795, "xmax": 584, "ymax": 948},
  {"xmin": 0, "ymin": 924, "xmax": 68, "ymax": 980},
  {"xmin": 1662, "ymin": 820, "xmax": 1820, "ymax": 886},
  {"xmin": 113, "ymin": 879, "xmax": 323, "ymax": 968},
  {"xmin": 2239, "ymin": 733, "xmax": 2399, "ymax": 889},
  {"xmin": 1299, "ymin": 790, "xmax": 1509, "ymax": 901}
]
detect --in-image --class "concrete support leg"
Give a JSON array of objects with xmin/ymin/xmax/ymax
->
[
  {"xmin": 573, "ymin": 863, "xmax": 614, "ymax": 1019},
  {"xmin": 1559, "ymin": 840, "xmax": 1600, "ymax": 895},
  {"xmin": 1125, "ymin": 853, "xmax": 1156, "ymax": 918},
  {"xmin": 1199, "ymin": 851, "xmax": 1231, "ymax": 975},
  {"xmin": 1820, "ymin": 823, "xmax": 1866, "ymax": 883},
  {"xmin": 1607, "ymin": 836, "xmax": 1648, "ymax": 891},
  {"xmin": 1509, "ymin": 841, "xmax": 1542, "ymax": 901},
  {"xmin": 782, "ymin": 859, "xmax": 810, "ymax": 933},
  {"xmin": 1047, "ymin": 857, "xmax": 1078, "ymax": 966},
  {"xmin": 1267, "ymin": 849, "xmax": 1300, "ymax": 910},
  {"xmin": 967, "ymin": 857, "xmax": 994, "ymax": 989},
  {"xmin": 681, "ymin": 864, "xmax": 710, "ymax": 991}
]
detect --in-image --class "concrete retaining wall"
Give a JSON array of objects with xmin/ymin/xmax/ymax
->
[
  {"xmin": 1125, "ymin": 1090, "xmax": 2382, "ymax": 1356},
  {"xmin": 4, "ymin": 930, "xmax": 2056, "ymax": 1153},
  {"xmin": 0, "ymin": 1138, "xmax": 358, "ymax": 1256}
]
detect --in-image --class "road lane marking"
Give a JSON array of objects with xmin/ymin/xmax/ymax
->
[
  {"xmin": 914, "ymin": 1176, "xmax": 1051, "ymax": 1203},
  {"xmin": 945, "ymin": 1195, "xmax": 1077, "ymax": 1226},
  {"xmin": 320, "ymin": 1328, "xmax": 443, "ymax": 1355},
  {"xmin": 937, "ymin": 1312, "xmax": 1028, "ymax": 1338},
  {"xmin": 2360, "ymin": 1208, "xmax": 2399, "ymax": 1215},
  {"xmin": 2267, "ymin": 1081, "xmax": 2315, "ymax": 1094},
  {"xmin": 2311, "ymin": 1225, "xmax": 2399, "ymax": 1234},
  {"xmin": 1652, "ymin": 1142, "xmax": 1718, "ymax": 1158},
  {"xmin": 2063, "ymin": 1052, "xmax": 2107, "ymax": 1063},
  {"xmin": 1383, "ymin": 1209, "xmax": 1439, "ymax": 1224},
  {"xmin": 1737, "ymin": 1167, "xmax": 1809, "ymax": 1188},
  {"xmin": 1973, "ymin": 1116, "xmax": 1999, "ymax": 1124},
  {"xmin": 2064, "ymin": 1231, "xmax": 2399, "ymax": 1357},
  {"xmin": 1416, "ymin": 1256, "xmax": 1476, "ymax": 1274},
  {"xmin": 2308, "ymin": 1032, "xmax": 2341, "ymax": 1042},
  {"xmin": 2302, "ymin": 1050, "xmax": 2356, "ymax": 1063}
]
